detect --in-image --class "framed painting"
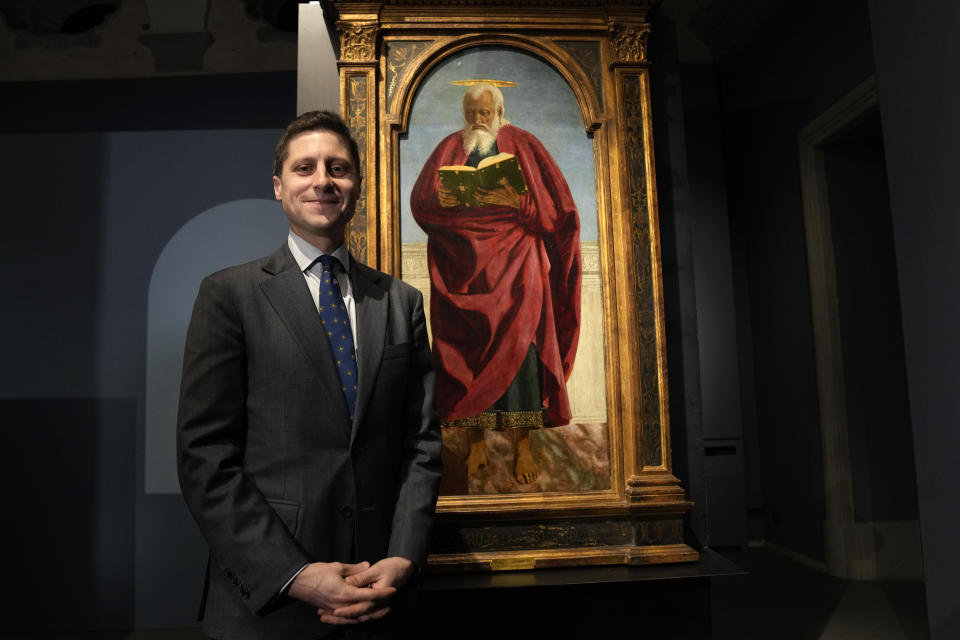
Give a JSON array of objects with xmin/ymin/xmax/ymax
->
[
  {"xmin": 331, "ymin": 0, "xmax": 697, "ymax": 570},
  {"xmin": 400, "ymin": 46, "xmax": 607, "ymax": 497}
]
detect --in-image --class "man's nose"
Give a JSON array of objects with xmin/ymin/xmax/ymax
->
[{"xmin": 313, "ymin": 168, "xmax": 334, "ymax": 189}]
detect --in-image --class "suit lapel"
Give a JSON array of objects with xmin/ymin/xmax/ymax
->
[
  {"xmin": 350, "ymin": 258, "xmax": 387, "ymax": 441},
  {"xmin": 259, "ymin": 245, "xmax": 352, "ymax": 437}
]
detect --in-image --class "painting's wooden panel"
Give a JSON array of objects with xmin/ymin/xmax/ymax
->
[{"xmin": 325, "ymin": 0, "xmax": 695, "ymax": 570}]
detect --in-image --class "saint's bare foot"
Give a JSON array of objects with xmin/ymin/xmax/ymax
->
[
  {"xmin": 513, "ymin": 436, "xmax": 540, "ymax": 484},
  {"xmin": 466, "ymin": 437, "xmax": 488, "ymax": 475}
]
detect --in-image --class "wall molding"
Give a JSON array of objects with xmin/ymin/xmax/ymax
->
[{"xmin": 796, "ymin": 76, "xmax": 920, "ymax": 580}]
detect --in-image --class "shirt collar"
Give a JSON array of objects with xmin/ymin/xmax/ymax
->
[{"xmin": 287, "ymin": 231, "xmax": 351, "ymax": 276}]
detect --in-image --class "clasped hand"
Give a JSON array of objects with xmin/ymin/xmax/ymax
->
[{"xmin": 288, "ymin": 557, "xmax": 415, "ymax": 625}]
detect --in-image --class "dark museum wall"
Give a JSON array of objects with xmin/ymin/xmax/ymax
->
[
  {"xmin": 868, "ymin": 1, "xmax": 960, "ymax": 636},
  {"xmin": 653, "ymin": 0, "xmax": 903, "ymax": 562},
  {"xmin": 715, "ymin": 0, "xmax": 883, "ymax": 562},
  {"xmin": 654, "ymin": 0, "xmax": 956, "ymax": 635},
  {"xmin": 0, "ymin": 72, "xmax": 297, "ymax": 631},
  {"xmin": 677, "ymin": 0, "xmax": 958, "ymax": 634}
]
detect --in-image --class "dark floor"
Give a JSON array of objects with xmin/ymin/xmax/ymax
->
[
  {"xmin": 711, "ymin": 548, "xmax": 928, "ymax": 639},
  {"xmin": 4, "ymin": 547, "xmax": 928, "ymax": 639}
]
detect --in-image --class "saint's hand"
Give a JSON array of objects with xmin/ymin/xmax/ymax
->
[
  {"xmin": 288, "ymin": 561, "xmax": 396, "ymax": 625},
  {"xmin": 438, "ymin": 183, "xmax": 460, "ymax": 208},
  {"xmin": 474, "ymin": 177, "xmax": 521, "ymax": 209}
]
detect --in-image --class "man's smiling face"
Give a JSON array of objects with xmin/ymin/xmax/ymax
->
[{"xmin": 272, "ymin": 129, "xmax": 362, "ymax": 252}]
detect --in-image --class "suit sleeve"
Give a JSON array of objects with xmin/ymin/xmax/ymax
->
[
  {"xmin": 177, "ymin": 274, "xmax": 311, "ymax": 614},
  {"xmin": 386, "ymin": 288, "xmax": 443, "ymax": 567}
]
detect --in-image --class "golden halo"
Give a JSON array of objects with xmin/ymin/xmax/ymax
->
[{"xmin": 451, "ymin": 79, "xmax": 517, "ymax": 87}]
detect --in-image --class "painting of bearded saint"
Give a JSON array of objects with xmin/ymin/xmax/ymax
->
[{"xmin": 402, "ymin": 48, "xmax": 610, "ymax": 496}]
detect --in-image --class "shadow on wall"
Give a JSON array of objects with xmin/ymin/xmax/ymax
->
[
  {"xmin": 1, "ymin": 398, "xmax": 137, "ymax": 632},
  {"xmin": 145, "ymin": 199, "xmax": 288, "ymax": 494}
]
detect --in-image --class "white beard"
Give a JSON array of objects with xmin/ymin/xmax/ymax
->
[{"xmin": 462, "ymin": 120, "xmax": 503, "ymax": 157}]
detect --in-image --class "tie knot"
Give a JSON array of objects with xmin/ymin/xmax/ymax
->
[{"xmin": 317, "ymin": 254, "xmax": 340, "ymax": 273}]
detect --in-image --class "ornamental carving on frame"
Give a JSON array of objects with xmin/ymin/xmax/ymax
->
[
  {"xmin": 609, "ymin": 21, "xmax": 650, "ymax": 64},
  {"xmin": 347, "ymin": 76, "xmax": 369, "ymax": 261},
  {"xmin": 555, "ymin": 40, "xmax": 604, "ymax": 108},
  {"xmin": 635, "ymin": 518, "xmax": 683, "ymax": 545},
  {"xmin": 338, "ymin": 22, "xmax": 379, "ymax": 62},
  {"xmin": 386, "ymin": 41, "xmax": 431, "ymax": 103},
  {"xmin": 623, "ymin": 73, "xmax": 662, "ymax": 467}
]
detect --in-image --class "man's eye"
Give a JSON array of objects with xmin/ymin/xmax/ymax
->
[
  {"xmin": 330, "ymin": 164, "xmax": 348, "ymax": 176},
  {"xmin": 294, "ymin": 165, "xmax": 312, "ymax": 173}
]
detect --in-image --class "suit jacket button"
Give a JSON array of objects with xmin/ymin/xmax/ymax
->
[{"xmin": 340, "ymin": 505, "xmax": 354, "ymax": 518}]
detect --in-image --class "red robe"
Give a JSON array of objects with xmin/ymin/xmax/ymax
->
[{"xmin": 411, "ymin": 125, "xmax": 581, "ymax": 427}]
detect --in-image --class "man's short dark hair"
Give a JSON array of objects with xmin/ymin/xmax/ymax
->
[{"xmin": 273, "ymin": 110, "xmax": 362, "ymax": 178}]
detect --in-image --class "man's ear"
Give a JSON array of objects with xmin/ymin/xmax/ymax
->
[{"xmin": 272, "ymin": 175, "xmax": 282, "ymax": 201}]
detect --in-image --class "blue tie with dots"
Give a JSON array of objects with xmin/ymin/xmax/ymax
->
[{"xmin": 316, "ymin": 255, "xmax": 357, "ymax": 419}]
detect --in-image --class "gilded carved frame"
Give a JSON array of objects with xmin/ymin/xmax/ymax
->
[{"xmin": 330, "ymin": 0, "xmax": 696, "ymax": 570}]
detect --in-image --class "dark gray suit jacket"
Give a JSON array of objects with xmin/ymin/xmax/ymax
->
[{"xmin": 177, "ymin": 244, "xmax": 442, "ymax": 639}]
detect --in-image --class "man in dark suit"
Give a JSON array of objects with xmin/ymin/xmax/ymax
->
[{"xmin": 177, "ymin": 110, "xmax": 442, "ymax": 639}]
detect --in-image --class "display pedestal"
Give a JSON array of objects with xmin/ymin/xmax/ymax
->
[{"xmin": 415, "ymin": 549, "xmax": 743, "ymax": 639}]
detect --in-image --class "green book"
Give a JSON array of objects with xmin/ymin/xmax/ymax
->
[{"xmin": 438, "ymin": 152, "xmax": 528, "ymax": 207}]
